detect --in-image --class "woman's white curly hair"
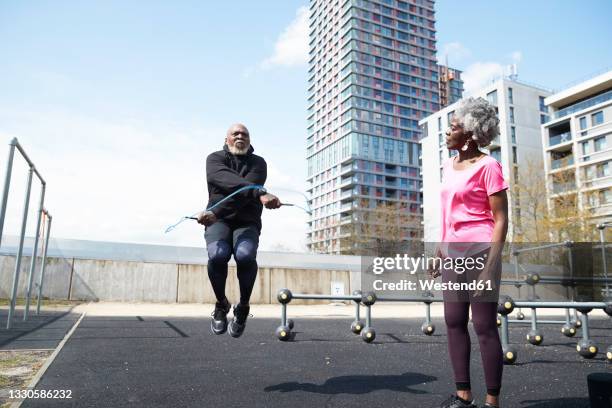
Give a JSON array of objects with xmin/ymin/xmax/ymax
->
[{"xmin": 454, "ymin": 97, "xmax": 500, "ymax": 147}]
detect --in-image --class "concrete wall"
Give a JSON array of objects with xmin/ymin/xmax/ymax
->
[
  {"xmin": 1, "ymin": 252, "xmax": 592, "ymax": 304},
  {"xmin": 0, "ymin": 255, "xmax": 353, "ymax": 304}
]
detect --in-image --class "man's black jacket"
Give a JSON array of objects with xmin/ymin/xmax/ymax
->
[{"xmin": 205, "ymin": 144, "xmax": 267, "ymax": 230}]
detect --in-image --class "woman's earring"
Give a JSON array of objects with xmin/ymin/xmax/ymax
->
[{"xmin": 461, "ymin": 139, "xmax": 470, "ymax": 152}]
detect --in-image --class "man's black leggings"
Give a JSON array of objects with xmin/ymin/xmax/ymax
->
[{"xmin": 205, "ymin": 221, "xmax": 260, "ymax": 305}]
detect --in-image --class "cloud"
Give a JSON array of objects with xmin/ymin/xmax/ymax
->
[
  {"xmin": 510, "ymin": 50, "xmax": 522, "ymax": 63},
  {"xmin": 260, "ymin": 6, "xmax": 309, "ymax": 70},
  {"xmin": 437, "ymin": 42, "xmax": 471, "ymax": 65},
  {"xmin": 461, "ymin": 62, "xmax": 506, "ymax": 95},
  {"xmin": 460, "ymin": 50, "xmax": 523, "ymax": 95}
]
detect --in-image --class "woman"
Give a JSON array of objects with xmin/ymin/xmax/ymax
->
[{"xmin": 429, "ymin": 97, "xmax": 509, "ymax": 408}]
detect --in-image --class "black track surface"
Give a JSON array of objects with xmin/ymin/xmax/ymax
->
[{"xmin": 17, "ymin": 315, "xmax": 612, "ymax": 407}]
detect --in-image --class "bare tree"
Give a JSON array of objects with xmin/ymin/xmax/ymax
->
[{"xmin": 340, "ymin": 201, "xmax": 421, "ymax": 256}]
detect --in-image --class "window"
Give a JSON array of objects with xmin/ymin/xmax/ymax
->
[
  {"xmin": 594, "ymin": 136, "xmax": 607, "ymax": 152},
  {"xmin": 539, "ymin": 96, "xmax": 547, "ymax": 112},
  {"xmin": 582, "ymin": 141, "xmax": 590, "ymax": 155},
  {"xmin": 511, "ymin": 127, "xmax": 516, "ymax": 144},
  {"xmin": 592, "ymin": 111, "xmax": 604, "ymax": 126},
  {"xmin": 437, "ymin": 117, "xmax": 442, "ymax": 132},
  {"xmin": 508, "ymin": 87, "xmax": 513, "ymax": 104},
  {"xmin": 599, "ymin": 189, "xmax": 611, "ymax": 204},
  {"xmin": 540, "ymin": 114, "xmax": 548, "ymax": 124},
  {"xmin": 512, "ymin": 146, "xmax": 517, "ymax": 164},
  {"xmin": 447, "ymin": 110, "xmax": 454, "ymax": 126},
  {"xmin": 597, "ymin": 162, "xmax": 610, "ymax": 178},
  {"xmin": 490, "ymin": 148, "xmax": 501, "ymax": 162},
  {"xmin": 487, "ymin": 90, "xmax": 498, "ymax": 106},
  {"xmin": 513, "ymin": 167, "xmax": 519, "ymax": 183},
  {"xmin": 579, "ymin": 116, "xmax": 587, "ymax": 130},
  {"xmin": 509, "ymin": 107, "xmax": 515, "ymax": 124}
]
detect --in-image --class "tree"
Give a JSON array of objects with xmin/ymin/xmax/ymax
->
[{"xmin": 339, "ymin": 201, "xmax": 422, "ymax": 256}]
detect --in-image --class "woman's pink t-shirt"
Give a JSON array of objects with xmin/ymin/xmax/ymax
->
[{"xmin": 440, "ymin": 155, "xmax": 508, "ymax": 248}]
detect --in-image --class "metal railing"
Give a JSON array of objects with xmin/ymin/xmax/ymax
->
[{"xmin": 0, "ymin": 138, "xmax": 53, "ymax": 329}]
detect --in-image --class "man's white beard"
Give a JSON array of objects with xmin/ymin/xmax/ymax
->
[{"xmin": 227, "ymin": 143, "xmax": 250, "ymax": 155}]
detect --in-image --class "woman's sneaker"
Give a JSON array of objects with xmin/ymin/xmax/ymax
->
[
  {"xmin": 210, "ymin": 299, "xmax": 231, "ymax": 335},
  {"xmin": 228, "ymin": 304, "xmax": 251, "ymax": 338},
  {"xmin": 439, "ymin": 395, "xmax": 477, "ymax": 408}
]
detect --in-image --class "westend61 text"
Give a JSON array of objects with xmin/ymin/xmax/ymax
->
[{"xmin": 372, "ymin": 279, "xmax": 493, "ymax": 292}]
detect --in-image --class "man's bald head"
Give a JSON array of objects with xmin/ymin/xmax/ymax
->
[{"xmin": 225, "ymin": 123, "xmax": 251, "ymax": 155}]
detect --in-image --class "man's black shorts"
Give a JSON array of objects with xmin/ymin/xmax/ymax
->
[{"xmin": 204, "ymin": 220, "xmax": 260, "ymax": 248}]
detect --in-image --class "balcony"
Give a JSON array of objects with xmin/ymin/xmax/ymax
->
[
  {"xmin": 340, "ymin": 203, "xmax": 354, "ymax": 212},
  {"xmin": 552, "ymin": 182, "xmax": 576, "ymax": 194},
  {"xmin": 551, "ymin": 156, "xmax": 574, "ymax": 170},
  {"xmin": 549, "ymin": 132, "xmax": 572, "ymax": 147},
  {"xmin": 339, "ymin": 176, "xmax": 357, "ymax": 188},
  {"xmin": 340, "ymin": 190, "xmax": 353, "ymax": 200},
  {"xmin": 584, "ymin": 176, "xmax": 612, "ymax": 190},
  {"xmin": 553, "ymin": 89, "xmax": 612, "ymax": 119},
  {"xmin": 340, "ymin": 163, "xmax": 357, "ymax": 176}
]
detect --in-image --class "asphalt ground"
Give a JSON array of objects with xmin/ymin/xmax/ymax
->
[
  {"xmin": 11, "ymin": 314, "xmax": 611, "ymax": 408},
  {"xmin": 0, "ymin": 308, "xmax": 79, "ymax": 350}
]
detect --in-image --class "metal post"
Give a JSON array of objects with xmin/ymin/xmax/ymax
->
[
  {"xmin": 599, "ymin": 225, "xmax": 609, "ymax": 297},
  {"xmin": 500, "ymin": 314, "xmax": 509, "ymax": 346},
  {"xmin": 425, "ymin": 302, "xmax": 431, "ymax": 325},
  {"xmin": 0, "ymin": 140, "xmax": 17, "ymax": 250},
  {"xmin": 355, "ymin": 301, "xmax": 360, "ymax": 321},
  {"xmin": 513, "ymin": 252, "xmax": 522, "ymax": 313},
  {"xmin": 567, "ymin": 243, "xmax": 576, "ymax": 323},
  {"xmin": 580, "ymin": 312, "xmax": 590, "ymax": 342},
  {"xmin": 530, "ymin": 308, "xmax": 537, "ymax": 331},
  {"xmin": 36, "ymin": 214, "xmax": 52, "ymax": 315},
  {"xmin": 24, "ymin": 184, "xmax": 45, "ymax": 320},
  {"xmin": 7, "ymin": 167, "xmax": 34, "ymax": 329},
  {"xmin": 366, "ymin": 305, "xmax": 371, "ymax": 327},
  {"xmin": 281, "ymin": 303, "xmax": 287, "ymax": 326}
]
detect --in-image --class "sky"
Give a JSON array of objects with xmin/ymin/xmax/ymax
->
[{"xmin": 0, "ymin": 0, "xmax": 611, "ymax": 252}]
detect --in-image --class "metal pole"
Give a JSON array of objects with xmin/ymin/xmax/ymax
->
[
  {"xmin": 425, "ymin": 302, "xmax": 431, "ymax": 325},
  {"xmin": 366, "ymin": 305, "xmax": 371, "ymax": 327},
  {"xmin": 530, "ymin": 308, "xmax": 537, "ymax": 331},
  {"xmin": 599, "ymin": 225, "xmax": 609, "ymax": 296},
  {"xmin": 580, "ymin": 312, "xmax": 590, "ymax": 342},
  {"xmin": 567, "ymin": 245, "xmax": 576, "ymax": 324},
  {"xmin": 500, "ymin": 314, "xmax": 509, "ymax": 346},
  {"xmin": 36, "ymin": 214, "xmax": 52, "ymax": 315},
  {"xmin": 355, "ymin": 301, "xmax": 360, "ymax": 321},
  {"xmin": 0, "ymin": 140, "xmax": 17, "ymax": 250},
  {"xmin": 281, "ymin": 303, "xmax": 287, "ymax": 326},
  {"xmin": 24, "ymin": 184, "xmax": 45, "ymax": 320},
  {"xmin": 7, "ymin": 167, "xmax": 34, "ymax": 329},
  {"xmin": 512, "ymin": 241, "xmax": 570, "ymax": 254}
]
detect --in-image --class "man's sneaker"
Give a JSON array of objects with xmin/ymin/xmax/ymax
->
[
  {"xmin": 439, "ymin": 395, "xmax": 477, "ymax": 408},
  {"xmin": 228, "ymin": 303, "xmax": 251, "ymax": 338},
  {"xmin": 210, "ymin": 299, "xmax": 231, "ymax": 335}
]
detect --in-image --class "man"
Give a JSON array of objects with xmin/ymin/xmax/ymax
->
[{"xmin": 197, "ymin": 123, "xmax": 281, "ymax": 338}]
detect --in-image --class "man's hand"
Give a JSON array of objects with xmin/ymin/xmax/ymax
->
[
  {"xmin": 427, "ymin": 262, "xmax": 441, "ymax": 279},
  {"xmin": 260, "ymin": 193, "xmax": 281, "ymax": 209},
  {"xmin": 196, "ymin": 211, "xmax": 217, "ymax": 226}
]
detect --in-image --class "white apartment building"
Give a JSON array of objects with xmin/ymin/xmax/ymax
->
[
  {"xmin": 419, "ymin": 78, "xmax": 552, "ymax": 242},
  {"xmin": 542, "ymin": 70, "xmax": 612, "ymax": 228}
]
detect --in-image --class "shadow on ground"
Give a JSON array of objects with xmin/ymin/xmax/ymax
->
[{"xmin": 265, "ymin": 372, "xmax": 436, "ymax": 395}]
